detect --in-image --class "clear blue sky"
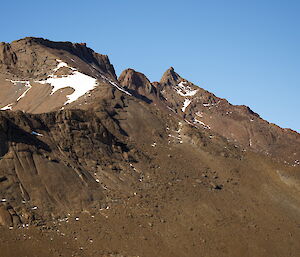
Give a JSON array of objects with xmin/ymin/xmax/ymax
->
[{"xmin": 1, "ymin": 0, "xmax": 300, "ymax": 132}]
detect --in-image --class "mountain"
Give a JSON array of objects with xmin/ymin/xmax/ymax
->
[
  {"xmin": 0, "ymin": 37, "xmax": 117, "ymax": 113},
  {"xmin": 158, "ymin": 67, "xmax": 300, "ymax": 164},
  {"xmin": 0, "ymin": 37, "xmax": 299, "ymax": 257}
]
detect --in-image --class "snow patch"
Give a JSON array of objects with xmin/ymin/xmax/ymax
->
[
  {"xmin": 36, "ymin": 60, "xmax": 98, "ymax": 105},
  {"xmin": 1, "ymin": 104, "xmax": 13, "ymax": 110},
  {"xmin": 31, "ymin": 131, "xmax": 43, "ymax": 137},
  {"xmin": 53, "ymin": 60, "xmax": 75, "ymax": 72},
  {"xmin": 1, "ymin": 80, "xmax": 33, "ymax": 109},
  {"xmin": 196, "ymin": 111, "xmax": 203, "ymax": 118},
  {"xmin": 12, "ymin": 81, "xmax": 32, "ymax": 101},
  {"xmin": 108, "ymin": 79, "xmax": 132, "ymax": 96},
  {"xmin": 175, "ymin": 81, "xmax": 198, "ymax": 97},
  {"xmin": 203, "ymin": 101, "xmax": 219, "ymax": 108},
  {"xmin": 167, "ymin": 106, "xmax": 176, "ymax": 113},
  {"xmin": 6, "ymin": 80, "xmax": 32, "ymax": 102},
  {"xmin": 182, "ymin": 99, "xmax": 191, "ymax": 112},
  {"xmin": 193, "ymin": 118, "xmax": 211, "ymax": 129},
  {"xmin": 88, "ymin": 62, "xmax": 131, "ymax": 95},
  {"xmin": 184, "ymin": 119, "xmax": 194, "ymax": 126},
  {"xmin": 35, "ymin": 60, "xmax": 98, "ymax": 104},
  {"xmin": 177, "ymin": 122, "xmax": 183, "ymax": 133},
  {"xmin": 100, "ymin": 75, "xmax": 132, "ymax": 96}
]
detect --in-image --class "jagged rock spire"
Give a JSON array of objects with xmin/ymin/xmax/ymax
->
[
  {"xmin": 118, "ymin": 68, "xmax": 153, "ymax": 93},
  {"xmin": 160, "ymin": 67, "xmax": 181, "ymax": 86}
]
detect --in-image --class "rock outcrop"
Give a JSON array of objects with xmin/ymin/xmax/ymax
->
[{"xmin": 118, "ymin": 68, "xmax": 161, "ymax": 103}]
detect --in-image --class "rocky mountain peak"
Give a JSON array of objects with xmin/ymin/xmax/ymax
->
[
  {"xmin": 160, "ymin": 66, "xmax": 181, "ymax": 86},
  {"xmin": 118, "ymin": 68, "xmax": 160, "ymax": 103},
  {"xmin": 119, "ymin": 68, "xmax": 152, "ymax": 91},
  {"xmin": 0, "ymin": 37, "xmax": 117, "ymax": 80}
]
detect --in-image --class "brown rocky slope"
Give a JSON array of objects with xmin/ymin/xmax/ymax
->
[{"xmin": 0, "ymin": 37, "xmax": 299, "ymax": 257}]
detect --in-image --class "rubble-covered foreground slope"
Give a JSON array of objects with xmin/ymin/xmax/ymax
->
[{"xmin": 0, "ymin": 37, "xmax": 299, "ymax": 257}]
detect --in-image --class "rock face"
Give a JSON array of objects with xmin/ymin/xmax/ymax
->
[
  {"xmin": 0, "ymin": 37, "xmax": 116, "ymax": 79},
  {"xmin": 0, "ymin": 37, "xmax": 299, "ymax": 257},
  {"xmin": 0, "ymin": 110, "xmax": 120, "ymax": 221},
  {"xmin": 160, "ymin": 66, "xmax": 180, "ymax": 85},
  {"xmin": 158, "ymin": 67, "xmax": 300, "ymax": 164},
  {"xmin": 0, "ymin": 206, "xmax": 13, "ymax": 227},
  {"xmin": 0, "ymin": 37, "xmax": 118, "ymax": 113},
  {"xmin": 118, "ymin": 68, "xmax": 161, "ymax": 103}
]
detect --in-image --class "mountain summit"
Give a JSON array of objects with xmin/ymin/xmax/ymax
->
[
  {"xmin": 0, "ymin": 37, "xmax": 299, "ymax": 257},
  {"xmin": 160, "ymin": 66, "xmax": 181, "ymax": 85}
]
